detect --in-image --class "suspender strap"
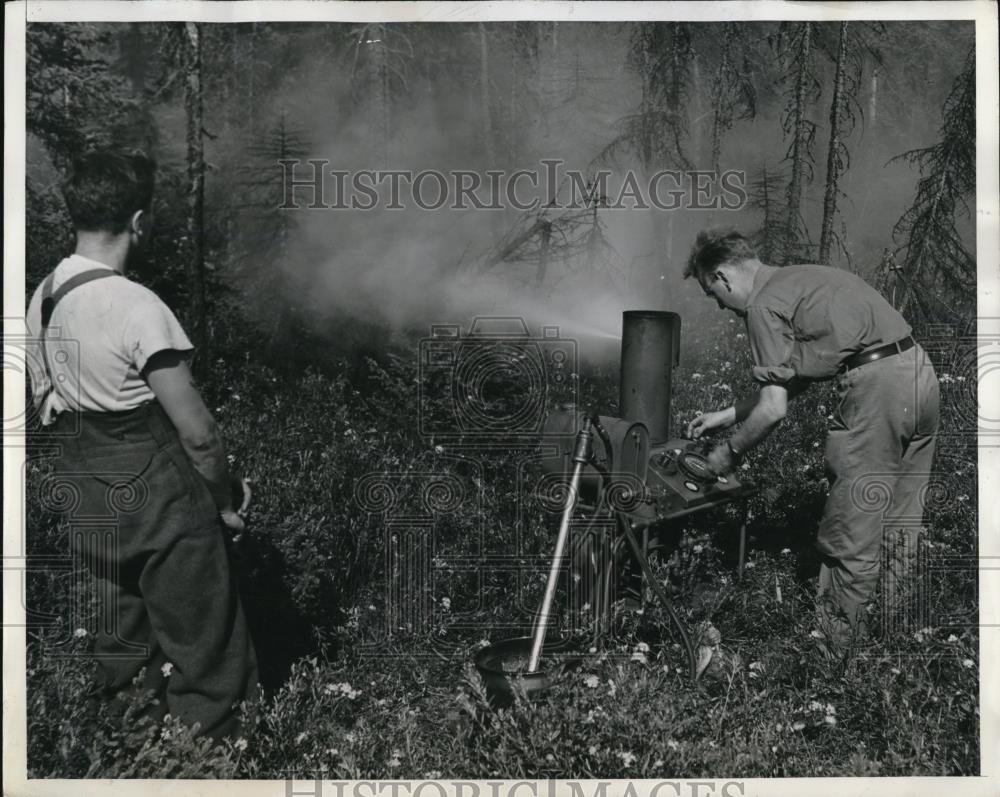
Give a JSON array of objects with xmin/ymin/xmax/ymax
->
[
  {"xmin": 39, "ymin": 268, "xmax": 121, "ymax": 410},
  {"xmin": 41, "ymin": 268, "xmax": 120, "ymax": 328}
]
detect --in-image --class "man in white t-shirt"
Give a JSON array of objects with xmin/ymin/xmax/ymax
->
[{"xmin": 26, "ymin": 150, "xmax": 258, "ymax": 741}]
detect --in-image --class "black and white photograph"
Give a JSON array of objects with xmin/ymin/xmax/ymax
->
[{"xmin": 3, "ymin": 1, "xmax": 997, "ymax": 794}]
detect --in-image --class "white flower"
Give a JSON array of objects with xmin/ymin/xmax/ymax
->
[
  {"xmin": 234, "ymin": 737, "xmax": 248, "ymax": 751},
  {"xmin": 957, "ymin": 495, "xmax": 968, "ymax": 502},
  {"xmin": 161, "ymin": 662, "xmax": 174, "ymax": 677},
  {"xmin": 809, "ymin": 700, "xmax": 823, "ymax": 712},
  {"xmin": 947, "ymin": 634, "xmax": 958, "ymax": 643},
  {"xmin": 616, "ymin": 750, "xmax": 636, "ymax": 767},
  {"xmin": 818, "ymin": 405, "xmax": 826, "ymax": 414},
  {"xmin": 809, "ymin": 630, "xmax": 825, "ymax": 639},
  {"xmin": 441, "ymin": 597, "xmax": 451, "ymax": 610},
  {"xmin": 630, "ymin": 651, "xmax": 648, "ymax": 664},
  {"xmin": 296, "ymin": 732, "xmax": 308, "ymax": 745},
  {"xmin": 232, "ymin": 394, "xmax": 241, "ymax": 401},
  {"xmin": 823, "ymin": 715, "xmax": 837, "ymax": 726},
  {"xmin": 434, "ymin": 445, "xmax": 444, "ymax": 454},
  {"xmin": 736, "ymin": 332, "xmax": 746, "ymax": 339},
  {"xmin": 962, "ymin": 659, "xmax": 975, "ymax": 669},
  {"xmin": 692, "ymin": 544, "xmax": 704, "ymax": 554},
  {"xmin": 745, "ymin": 560, "xmax": 756, "ymax": 569},
  {"xmin": 588, "ymin": 745, "xmax": 598, "ymax": 756},
  {"xmin": 781, "ymin": 548, "xmax": 791, "ymax": 555},
  {"xmin": 388, "ymin": 751, "xmax": 402, "ymax": 768},
  {"xmin": 583, "ymin": 674, "xmax": 600, "ymax": 688},
  {"xmin": 825, "ymin": 703, "xmax": 836, "ymax": 715},
  {"xmin": 792, "ymin": 721, "xmax": 806, "ymax": 731},
  {"xmin": 424, "ymin": 771, "xmax": 442, "ymax": 779},
  {"xmin": 749, "ymin": 661, "xmax": 763, "ymax": 671},
  {"xmin": 691, "ymin": 373, "xmax": 703, "ymax": 380},
  {"xmin": 667, "ymin": 739, "xmax": 680, "ymax": 751},
  {"xmin": 73, "ymin": 627, "xmax": 88, "ymax": 638}
]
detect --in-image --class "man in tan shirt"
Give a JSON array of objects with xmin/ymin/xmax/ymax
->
[{"xmin": 684, "ymin": 229, "xmax": 940, "ymax": 652}]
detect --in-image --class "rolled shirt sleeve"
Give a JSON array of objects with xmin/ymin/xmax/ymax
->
[
  {"xmin": 122, "ymin": 287, "xmax": 194, "ymax": 374},
  {"xmin": 746, "ymin": 306, "xmax": 797, "ymax": 385}
]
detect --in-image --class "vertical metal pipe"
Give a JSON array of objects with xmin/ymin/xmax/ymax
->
[
  {"xmin": 528, "ymin": 419, "xmax": 592, "ymax": 673},
  {"xmin": 619, "ymin": 311, "xmax": 681, "ymax": 444}
]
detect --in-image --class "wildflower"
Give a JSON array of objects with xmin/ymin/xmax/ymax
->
[
  {"xmin": 736, "ymin": 332, "xmax": 745, "ymax": 339},
  {"xmin": 809, "ymin": 630, "xmax": 824, "ymax": 639},
  {"xmin": 588, "ymin": 745, "xmax": 598, "ymax": 756},
  {"xmin": 583, "ymin": 674, "xmax": 600, "ymax": 688},
  {"xmin": 73, "ymin": 627, "xmax": 88, "ymax": 638},
  {"xmin": 691, "ymin": 373, "xmax": 703, "ymax": 380},
  {"xmin": 824, "ymin": 715, "xmax": 837, "ymax": 726},
  {"xmin": 890, "ymin": 667, "xmax": 901, "ymax": 675},
  {"xmin": 792, "ymin": 721, "xmax": 806, "ymax": 731},
  {"xmin": 826, "ymin": 704, "xmax": 836, "ymax": 716},
  {"xmin": 434, "ymin": 445, "xmax": 445, "ymax": 454},
  {"xmin": 425, "ymin": 771, "xmax": 442, "ymax": 779},
  {"xmin": 653, "ymin": 759, "xmax": 664, "ymax": 768},
  {"xmin": 813, "ymin": 441, "xmax": 820, "ymax": 448},
  {"xmin": 388, "ymin": 750, "xmax": 402, "ymax": 768},
  {"xmin": 780, "ymin": 548, "xmax": 791, "ymax": 555},
  {"xmin": 441, "ymin": 597, "xmax": 451, "ymax": 610},
  {"xmin": 749, "ymin": 661, "xmax": 763, "ymax": 671},
  {"xmin": 667, "ymin": 739, "xmax": 680, "ymax": 751},
  {"xmin": 809, "ymin": 700, "xmax": 823, "ymax": 712},
  {"xmin": 630, "ymin": 650, "xmax": 648, "ymax": 664},
  {"xmin": 745, "ymin": 560, "xmax": 756, "ymax": 569},
  {"xmin": 232, "ymin": 394, "xmax": 241, "ymax": 401},
  {"xmin": 617, "ymin": 751, "xmax": 636, "ymax": 767},
  {"xmin": 296, "ymin": 732, "xmax": 308, "ymax": 745},
  {"xmin": 161, "ymin": 662, "xmax": 174, "ymax": 677},
  {"xmin": 608, "ymin": 679, "xmax": 618, "ymax": 696},
  {"xmin": 818, "ymin": 405, "xmax": 826, "ymax": 414},
  {"xmin": 957, "ymin": 495, "xmax": 969, "ymax": 503},
  {"xmin": 948, "ymin": 634, "xmax": 959, "ymax": 643},
  {"xmin": 692, "ymin": 544, "xmax": 704, "ymax": 554},
  {"xmin": 635, "ymin": 641, "xmax": 650, "ymax": 653},
  {"xmin": 962, "ymin": 659, "xmax": 975, "ymax": 669},
  {"xmin": 328, "ymin": 748, "xmax": 340, "ymax": 757},
  {"xmin": 234, "ymin": 738, "xmax": 248, "ymax": 752},
  {"xmin": 776, "ymin": 724, "xmax": 783, "ymax": 732}
]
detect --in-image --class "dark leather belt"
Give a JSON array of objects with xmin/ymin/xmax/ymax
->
[{"xmin": 841, "ymin": 336, "xmax": 915, "ymax": 372}]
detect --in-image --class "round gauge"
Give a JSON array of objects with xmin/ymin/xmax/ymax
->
[
  {"xmin": 678, "ymin": 451, "xmax": 715, "ymax": 482},
  {"xmin": 684, "ymin": 480, "xmax": 700, "ymax": 492}
]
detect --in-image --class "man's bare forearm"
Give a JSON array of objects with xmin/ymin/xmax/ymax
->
[
  {"xmin": 179, "ymin": 429, "xmax": 234, "ymax": 512},
  {"xmin": 730, "ymin": 402, "xmax": 783, "ymax": 453}
]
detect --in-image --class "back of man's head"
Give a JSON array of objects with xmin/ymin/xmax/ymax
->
[
  {"xmin": 62, "ymin": 150, "xmax": 156, "ymax": 235},
  {"xmin": 684, "ymin": 228, "xmax": 757, "ymax": 281}
]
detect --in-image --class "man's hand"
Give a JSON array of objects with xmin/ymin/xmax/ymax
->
[
  {"xmin": 687, "ymin": 407, "xmax": 736, "ymax": 439},
  {"xmin": 707, "ymin": 442, "xmax": 736, "ymax": 475},
  {"xmin": 219, "ymin": 509, "xmax": 245, "ymax": 536}
]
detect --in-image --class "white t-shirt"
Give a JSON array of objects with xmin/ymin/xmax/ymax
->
[{"xmin": 25, "ymin": 254, "xmax": 193, "ymax": 425}]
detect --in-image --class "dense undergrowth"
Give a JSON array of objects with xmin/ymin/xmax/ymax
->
[{"xmin": 24, "ymin": 301, "xmax": 980, "ymax": 778}]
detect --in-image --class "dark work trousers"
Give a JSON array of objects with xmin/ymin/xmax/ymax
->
[
  {"xmin": 49, "ymin": 401, "xmax": 259, "ymax": 740},
  {"xmin": 816, "ymin": 343, "xmax": 940, "ymax": 648}
]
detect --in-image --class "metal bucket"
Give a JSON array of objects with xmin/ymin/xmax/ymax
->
[{"xmin": 474, "ymin": 637, "xmax": 582, "ymax": 707}]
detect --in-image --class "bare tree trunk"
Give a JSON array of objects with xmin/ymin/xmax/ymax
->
[
  {"xmin": 783, "ymin": 22, "xmax": 812, "ymax": 265},
  {"xmin": 535, "ymin": 221, "xmax": 552, "ymax": 286},
  {"xmin": 868, "ymin": 64, "xmax": 879, "ymax": 128},
  {"xmin": 479, "ymin": 23, "xmax": 495, "ymax": 165},
  {"xmin": 184, "ymin": 21, "xmax": 207, "ymax": 379},
  {"xmin": 819, "ymin": 21, "xmax": 849, "ymax": 265}
]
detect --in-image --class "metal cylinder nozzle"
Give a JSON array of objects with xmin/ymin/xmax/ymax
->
[{"xmin": 620, "ymin": 311, "xmax": 681, "ymax": 445}]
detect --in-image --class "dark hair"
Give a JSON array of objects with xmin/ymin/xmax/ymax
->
[
  {"xmin": 684, "ymin": 228, "xmax": 757, "ymax": 281},
  {"xmin": 62, "ymin": 150, "xmax": 156, "ymax": 234}
]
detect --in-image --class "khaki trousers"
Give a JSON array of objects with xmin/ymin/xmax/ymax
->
[{"xmin": 816, "ymin": 344, "xmax": 940, "ymax": 648}]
